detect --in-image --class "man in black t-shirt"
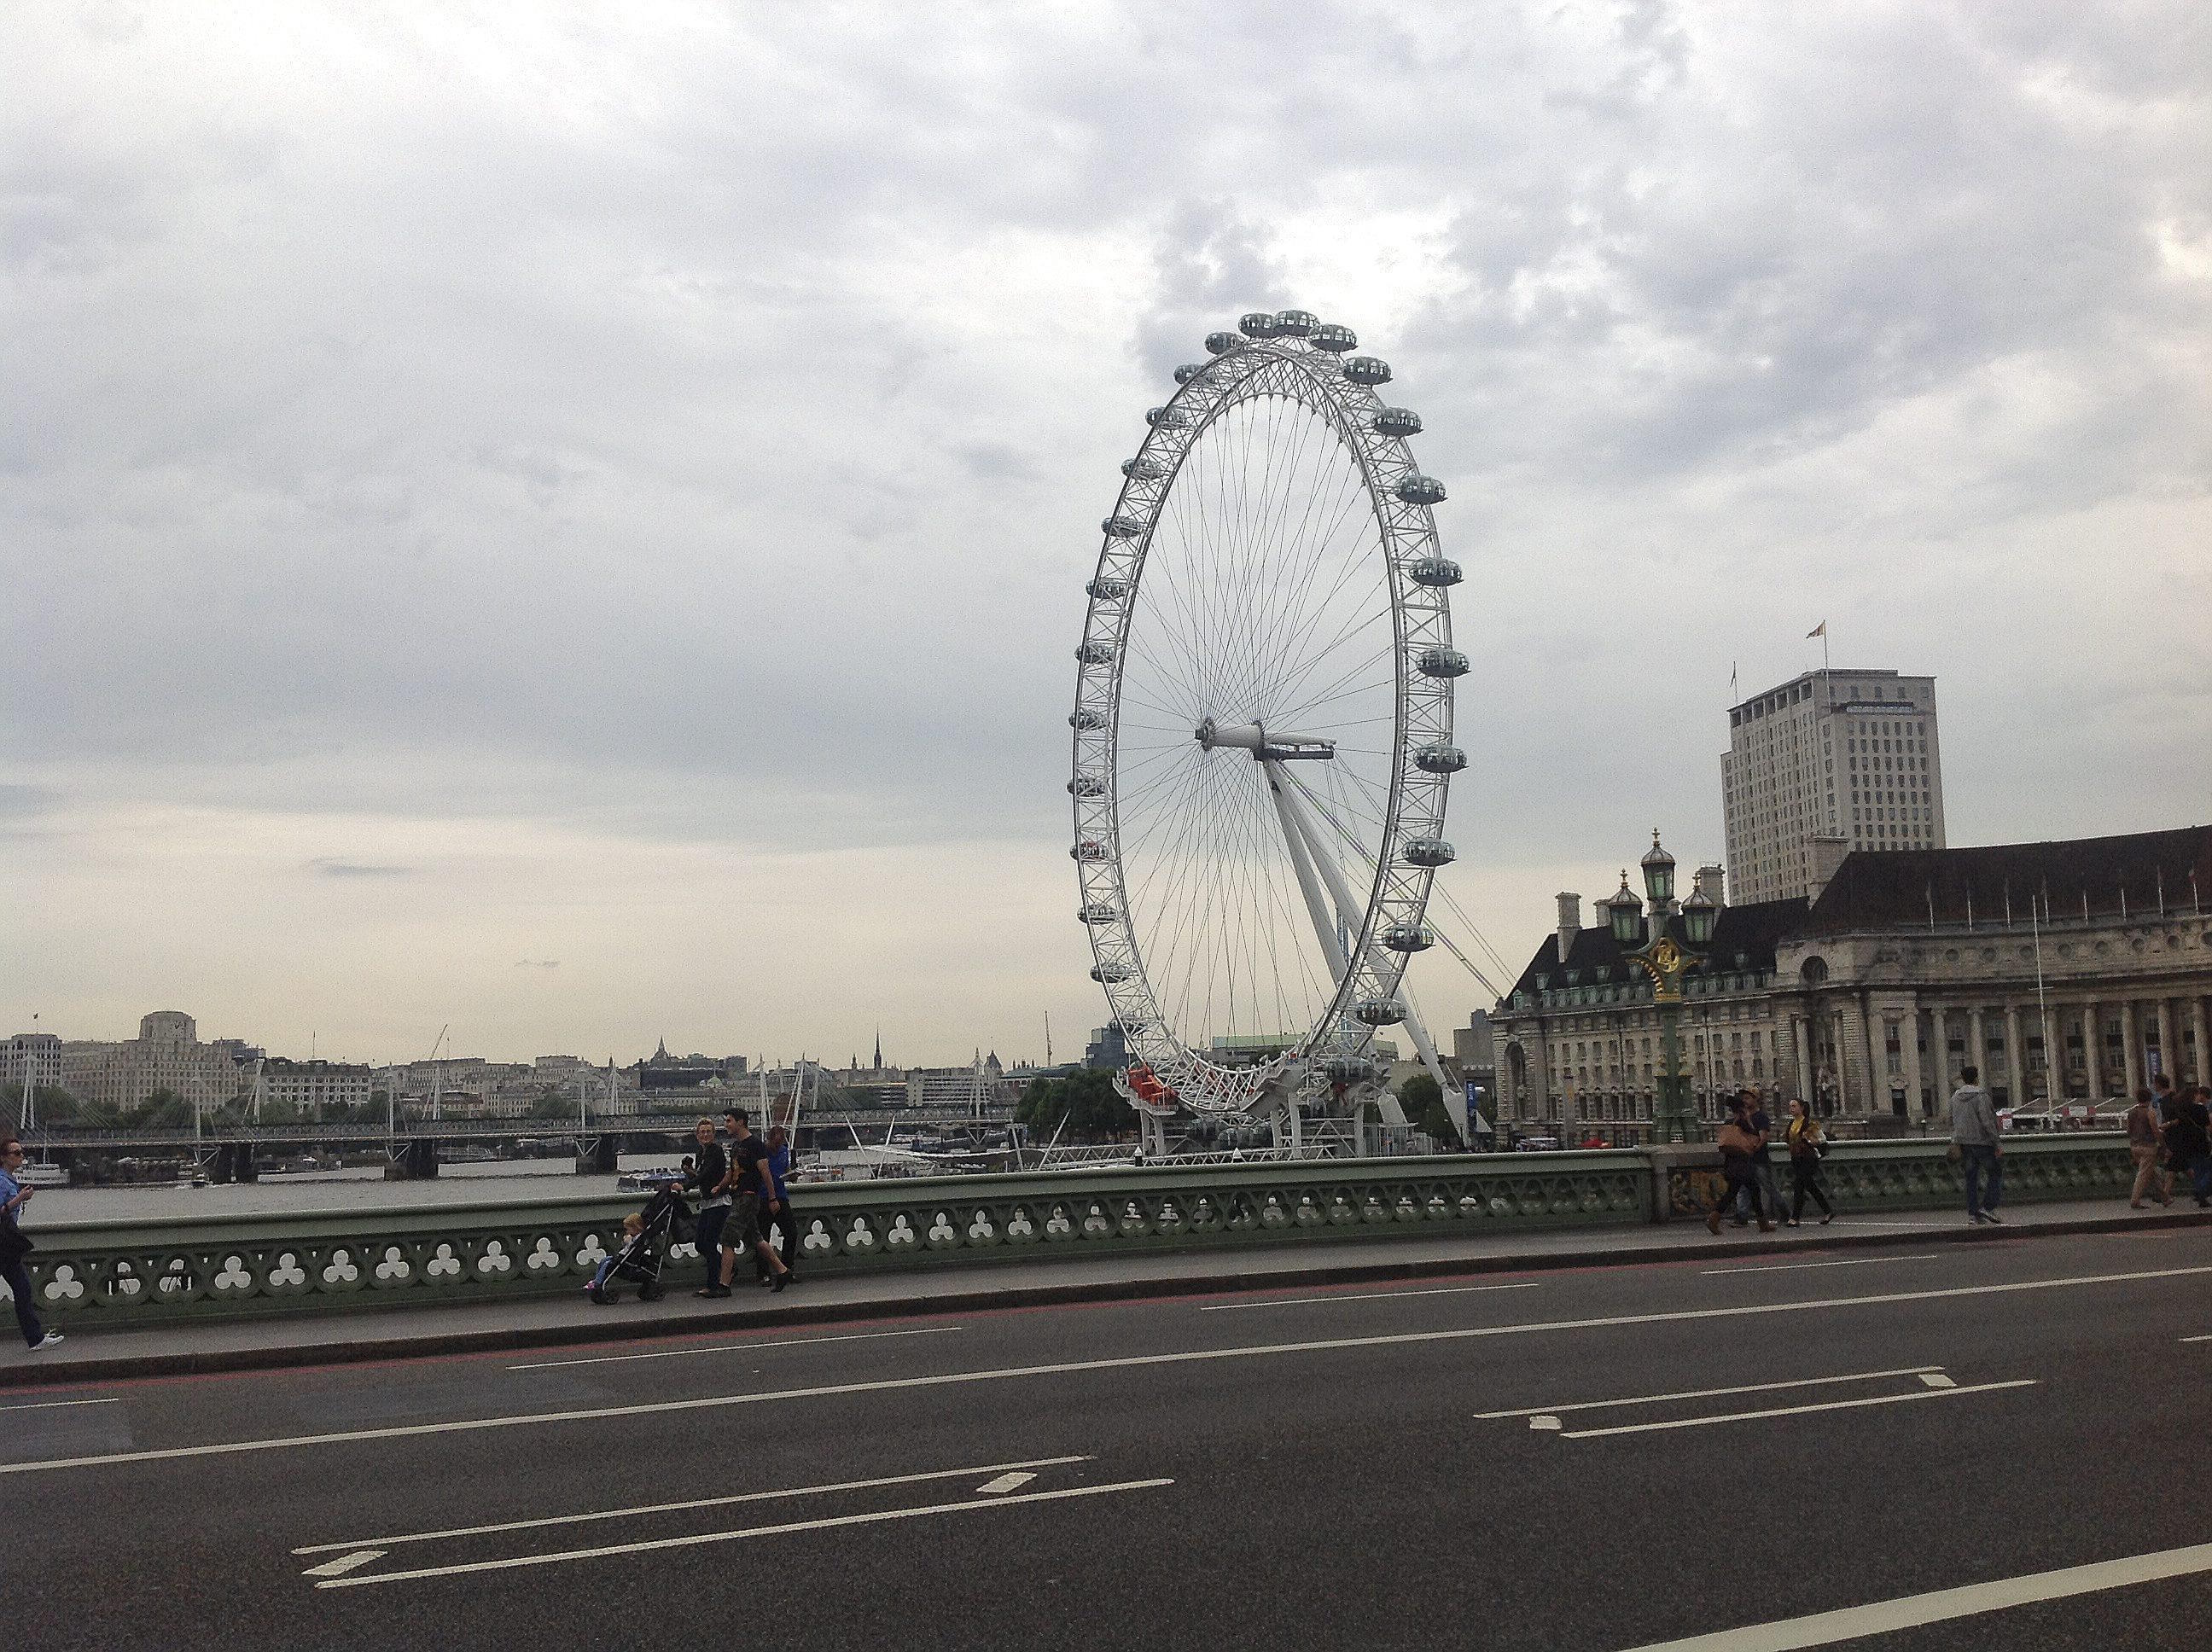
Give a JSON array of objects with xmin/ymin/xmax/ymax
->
[{"xmin": 719, "ymin": 1108, "xmax": 791, "ymax": 1291}]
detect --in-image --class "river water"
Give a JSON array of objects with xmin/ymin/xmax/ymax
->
[{"xmin": 18, "ymin": 1154, "xmax": 687, "ymax": 1224}]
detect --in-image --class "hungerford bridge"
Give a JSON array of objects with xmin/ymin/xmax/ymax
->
[{"xmin": 13, "ymin": 1106, "xmax": 1016, "ymax": 1182}]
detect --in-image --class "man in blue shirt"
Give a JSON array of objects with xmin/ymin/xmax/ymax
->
[{"xmin": 1, "ymin": 1136, "xmax": 65, "ymax": 1352}]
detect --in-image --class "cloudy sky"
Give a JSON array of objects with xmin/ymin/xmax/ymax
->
[{"xmin": 5, "ymin": 2, "xmax": 2208, "ymax": 1069}]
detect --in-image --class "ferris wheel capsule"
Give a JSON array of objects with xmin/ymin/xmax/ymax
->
[
  {"xmin": 1342, "ymin": 356, "xmax": 1393, "ymax": 387},
  {"xmin": 1410, "ymin": 557, "xmax": 1462, "ymax": 589},
  {"xmin": 1172, "ymin": 364, "xmax": 1204, "ymax": 384},
  {"xmin": 1068, "ymin": 773, "xmax": 1106, "ymax": 798},
  {"xmin": 1403, "ymin": 837, "xmax": 1456, "ymax": 868},
  {"xmin": 1103, "ymin": 515, "xmax": 1144, "ymax": 538},
  {"xmin": 1203, "ymin": 331, "xmax": 1243, "ymax": 355},
  {"xmin": 1122, "ymin": 457, "xmax": 1164, "ymax": 480},
  {"xmin": 1354, "ymin": 998, "xmax": 1406, "ymax": 1027},
  {"xmin": 1273, "ymin": 309, "xmax": 1317, "ymax": 337},
  {"xmin": 1070, "ymin": 707, "xmax": 1105, "ymax": 730},
  {"xmin": 1413, "ymin": 742, "xmax": 1467, "ymax": 774},
  {"xmin": 1374, "ymin": 407, "xmax": 1422, "ymax": 437},
  {"xmin": 1076, "ymin": 640, "xmax": 1115, "ymax": 665},
  {"xmin": 1079, "ymin": 902, "xmax": 1119, "ymax": 925},
  {"xmin": 1146, "ymin": 406, "xmax": 1187, "ymax": 428},
  {"xmin": 1237, "ymin": 311, "xmax": 1281, "ymax": 338},
  {"xmin": 1417, "ymin": 646, "xmax": 1470, "ymax": 678},
  {"xmin": 1310, "ymin": 323, "xmax": 1358, "ymax": 353},
  {"xmin": 1086, "ymin": 577, "xmax": 1129, "ymax": 600},
  {"xmin": 1383, "ymin": 923, "xmax": 1435, "ymax": 952},
  {"xmin": 1397, "ymin": 474, "xmax": 1447, "ymax": 506}
]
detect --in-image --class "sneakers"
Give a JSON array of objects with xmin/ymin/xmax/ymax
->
[
  {"xmin": 694, "ymin": 1285, "xmax": 731, "ymax": 1299},
  {"xmin": 1981, "ymin": 1210, "xmax": 2004, "ymax": 1224},
  {"xmin": 29, "ymin": 1331, "xmax": 63, "ymax": 1352}
]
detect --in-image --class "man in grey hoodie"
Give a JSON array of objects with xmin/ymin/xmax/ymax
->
[{"xmin": 1949, "ymin": 1064, "xmax": 2003, "ymax": 1224}]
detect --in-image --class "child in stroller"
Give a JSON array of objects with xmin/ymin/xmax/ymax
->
[{"xmin": 585, "ymin": 1179, "xmax": 692, "ymax": 1305}]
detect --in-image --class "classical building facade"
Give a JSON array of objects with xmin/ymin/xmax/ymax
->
[
  {"xmin": 57, "ymin": 1011, "xmax": 253, "ymax": 1113},
  {"xmin": 257, "ymin": 1057, "xmax": 374, "ymax": 1116},
  {"xmin": 1493, "ymin": 826, "xmax": 2212, "ymax": 1131},
  {"xmin": 1723, "ymin": 668, "xmax": 1947, "ymax": 904}
]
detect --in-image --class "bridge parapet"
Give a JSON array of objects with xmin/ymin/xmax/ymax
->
[{"xmin": 8, "ymin": 1135, "xmax": 2133, "ymax": 1327}]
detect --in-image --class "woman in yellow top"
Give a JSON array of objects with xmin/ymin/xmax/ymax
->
[{"xmin": 1784, "ymin": 1097, "xmax": 1836, "ymax": 1226}]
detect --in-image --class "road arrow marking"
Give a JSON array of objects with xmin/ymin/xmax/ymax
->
[
  {"xmin": 1918, "ymin": 1373, "xmax": 1957, "ymax": 1388},
  {"xmin": 302, "ymin": 1550, "xmax": 384, "ymax": 1579},
  {"xmin": 976, "ymin": 1472, "xmax": 1037, "ymax": 1495}
]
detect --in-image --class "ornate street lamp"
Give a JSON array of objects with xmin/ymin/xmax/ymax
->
[{"xmin": 1613, "ymin": 830, "xmax": 1715, "ymax": 1143}]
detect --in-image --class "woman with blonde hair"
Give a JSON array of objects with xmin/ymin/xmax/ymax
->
[{"xmin": 1784, "ymin": 1096, "xmax": 1835, "ymax": 1225}]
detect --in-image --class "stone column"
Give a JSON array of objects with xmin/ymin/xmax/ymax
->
[
  {"xmin": 1792, "ymin": 1013, "xmax": 1813, "ymax": 1108},
  {"xmin": 1926, "ymin": 1007, "xmax": 1948, "ymax": 1101},
  {"xmin": 2193, "ymin": 997, "xmax": 2210, "ymax": 1087},
  {"xmin": 2040, "ymin": 1003, "xmax": 2061, "ymax": 1102},
  {"xmin": 1968, "ymin": 1005, "xmax": 1986, "ymax": 1089},
  {"xmin": 2081, "ymin": 998, "xmax": 2100, "ymax": 1100},
  {"xmin": 1901, "ymin": 1000, "xmax": 1926, "ymax": 1121},
  {"xmin": 2005, "ymin": 1003, "xmax": 2026, "ymax": 1108},
  {"xmin": 2121, "ymin": 1000, "xmax": 2141, "ymax": 1101}
]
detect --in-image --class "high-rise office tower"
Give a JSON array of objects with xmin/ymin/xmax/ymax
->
[{"xmin": 1722, "ymin": 668, "xmax": 1947, "ymax": 904}]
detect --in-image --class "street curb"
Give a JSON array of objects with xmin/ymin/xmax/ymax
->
[{"xmin": 8, "ymin": 1205, "xmax": 2208, "ymax": 1389}]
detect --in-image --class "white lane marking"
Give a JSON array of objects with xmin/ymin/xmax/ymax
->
[
  {"xmin": 1701, "ymin": 1254, "xmax": 1941, "ymax": 1277},
  {"xmin": 507, "ymin": 1325, "xmax": 963, "ymax": 1371},
  {"xmin": 1200, "ymin": 1281, "xmax": 1541, "ymax": 1312},
  {"xmin": 1528, "ymin": 1416, "xmax": 1562, "ymax": 1431},
  {"xmin": 2183, "ymin": 1334, "xmax": 2212, "ymax": 1344},
  {"xmin": 294, "ymin": 1455, "xmax": 1093, "ymax": 1555},
  {"xmin": 312, "ymin": 1478, "xmax": 1176, "ymax": 1589},
  {"xmin": 300, "ymin": 1550, "xmax": 385, "ymax": 1579},
  {"xmin": 1613, "ymin": 1537, "xmax": 2212, "ymax": 1651},
  {"xmin": 1475, "ymin": 1366, "xmax": 1944, "ymax": 1419},
  {"xmin": 12, "ymin": 1262, "xmax": 2205, "ymax": 1479},
  {"xmin": 0, "ymin": 1396, "xmax": 121, "ymax": 1414},
  {"xmin": 1919, "ymin": 1373, "xmax": 1957, "ymax": 1389},
  {"xmin": 1560, "ymin": 1378, "xmax": 2037, "ymax": 1440},
  {"xmin": 976, "ymin": 1471, "xmax": 1035, "ymax": 1495}
]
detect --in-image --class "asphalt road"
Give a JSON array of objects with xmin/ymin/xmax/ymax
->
[{"xmin": 5, "ymin": 1226, "xmax": 2209, "ymax": 1651}]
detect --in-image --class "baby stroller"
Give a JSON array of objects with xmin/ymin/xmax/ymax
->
[{"xmin": 585, "ymin": 1181, "xmax": 693, "ymax": 1305}]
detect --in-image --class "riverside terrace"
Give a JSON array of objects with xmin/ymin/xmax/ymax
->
[{"xmin": 4, "ymin": 1133, "xmax": 2151, "ymax": 1329}]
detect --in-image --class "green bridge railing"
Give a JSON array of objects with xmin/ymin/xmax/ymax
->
[{"xmin": 8, "ymin": 1135, "xmax": 2137, "ymax": 1326}]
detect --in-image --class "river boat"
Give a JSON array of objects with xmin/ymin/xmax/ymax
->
[{"xmin": 17, "ymin": 1161, "xmax": 68, "ymax": 1189}]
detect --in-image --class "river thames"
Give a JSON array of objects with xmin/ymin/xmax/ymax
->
[{"xmin": 13, "ymin": 1154, "xmax": 683, "ymax": 1222}]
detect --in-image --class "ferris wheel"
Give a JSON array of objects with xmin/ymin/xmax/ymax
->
[{"xmin": 1069, "ymin": 309, "xmax": 1464, "ymax": 1122}]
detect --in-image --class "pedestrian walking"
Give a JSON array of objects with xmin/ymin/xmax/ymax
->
[
  {"xmin": 0, "ymin": 1136, "xmax": 64, "ymax": 1353},
  {"xmin": 685, "ymin": 1118, "xmax": 734, "ymax": 1298},
  {"xmin": 1784, "ymin": 1097, "xmax": 1835, "ymax": 1224},
  {"xmin": 723, "ymin": 1108, "xmax": 791, "ymax": 1292},
  {"xmin": 755, "ymin": 1123, "xmax": 799, "ymax": 1285},
  {"xmin": 2164, "ymin": 1084, "xmax": 2212, "ymax": 1209},
  {"xmin": 2126, "ymin": 1087, "xmax": 2172, "ymax": 1209},
  {"xmin": 1949, "ymin": 1064, "xmax": 2003, "ymax": 1224},
  {"xmin": 1739, "ymin": 1088, "xmax": 1786, "ymax": 1226},
  {"xmin": 1706, "ymin": 1094, "xmax": 1773, "ymax": 1235}
]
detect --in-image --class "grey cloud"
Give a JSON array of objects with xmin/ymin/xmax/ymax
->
[{"xmin": 308, "ymin": 859, "xmax": 413, "ymax": 879}]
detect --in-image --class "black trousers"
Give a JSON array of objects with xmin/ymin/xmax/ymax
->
[
  {"xmin": 1713, "ymin": 1166, "xmax": 1762, "ymax": 1221},
  {"xmin": 756, "ymin": 1200, "xmax": 798, "ymax": 1277},
  {"xmin": 1790, "ymin": 1159, "xmax": 1833, "ymax": 1220}
]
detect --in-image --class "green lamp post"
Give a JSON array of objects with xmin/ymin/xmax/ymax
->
[{"xmin": 1609, "ymin": 830, "xmax": 1718, "ymax": 1144}]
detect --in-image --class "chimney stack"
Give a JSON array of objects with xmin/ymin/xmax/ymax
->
[
  {"xmin": 1693, "ymin": 864, "xmax": 1727, "ymax": 910},
  {"xmin": 1556, "ymin": 892, "xmax": 1582, "ymax": 963}
]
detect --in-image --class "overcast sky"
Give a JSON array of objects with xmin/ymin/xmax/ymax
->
[{"xmin": 5, "ymin": 3, "xmax": 2208, "ymax": 1068}]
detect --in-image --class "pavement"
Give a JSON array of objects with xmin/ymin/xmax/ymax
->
[
  {"xmin": 5, "ymin": 1195, "xmax": 2207, "ymax": 1389},
  {"xmin": 4, "ymin": 1212, "xmax": 2210, "ymax": 1649}
]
